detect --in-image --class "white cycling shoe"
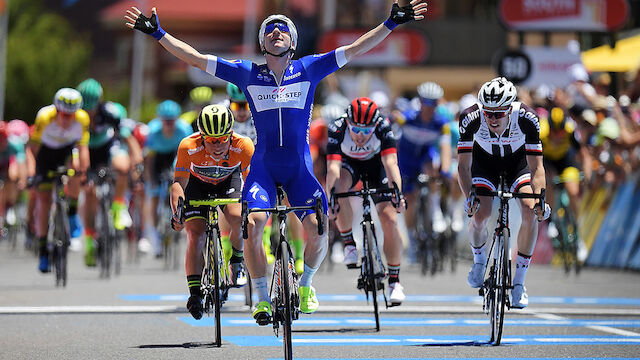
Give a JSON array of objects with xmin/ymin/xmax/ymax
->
[
  {"xmin": 467, "ymin": 262, "xmax": 486, "ymax": 288},
  {"xmin": 511, "ymin": 284, "xmax": 528, "ymax": 308},
  {"xmin": 343, "ymin": 245, "xmax": 358, "ymax": 269},
  {"xmin": 388, "ymin": 282, "xmax": 406, "ymax": 305}
]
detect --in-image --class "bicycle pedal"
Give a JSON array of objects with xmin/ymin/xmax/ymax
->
[{"xmin": 346, "ymin": 263, "xmax": 360, "ymax": 269}]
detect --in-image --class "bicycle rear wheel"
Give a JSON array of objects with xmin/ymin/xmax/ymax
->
[
  {"xmin": 490, "ymin": 229, "xmax": 508, "ymax": 345},
  {"xmin": 279, "ymin": 240, "xmax": 294, "ymax": 360},
  {"xmin": 364, "ymin": 223, "xmax": 381, "ymax": 332},
  {"xmin": 53, "ymin": 203, "xmax": 69, "ymax": 287}
]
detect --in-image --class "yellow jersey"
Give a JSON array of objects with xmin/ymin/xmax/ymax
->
[
  {"xmin": 31, "ymin": 105, "xmax": 90, "ymax": 149},
  {"xmin": 539, "ymin": 116, "xmax": 580, "ymax": 161}
]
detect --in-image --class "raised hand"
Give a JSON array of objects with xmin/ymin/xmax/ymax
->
[{"xmin": 124, "ymin": 6, "xmax": 166, "ymax": 40}]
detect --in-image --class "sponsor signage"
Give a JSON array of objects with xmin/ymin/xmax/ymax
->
[
  {"xmin": 499, "ymin": 0, "xmax": 630, "ymax": 32},
  {"xmin": 318, "ymin": 29, "xmax": 428, "ymax": 66},
  {"xmin": 495, "ymin": 46, "xmax": 582, "ymax": 87},
  {"xmin": 494, "ymin": 49, "xmax": 532, "ymax": 85},
  {"xmin": 0, "ymin": 0, "xmax": 5, "ymax": 14}
]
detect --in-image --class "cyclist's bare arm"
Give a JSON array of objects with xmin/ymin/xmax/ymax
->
[
  {"xmin": 78, "ymin": 145, "xmax": 90, "ymax": 172},
  {"xmin": 159, "ymin": 33, "xmax": 208, "ymax": 71},
  {"xmin": 381, "ymin": 153, "xmax": 402, "ymax": 193},
  {"xmin": 526, "ymin": 154, "xmax": 546, "ymax": 196},
  {"xmin": 457, "ymin": 153, "xmax": 472, "ymax": 196},
  {"xmin": 342, "ymin": 0, "xmax": 427, "ymax": 62},
  {"xmin": 170, "ymin": 176, "xmax": 187, "ymax": 217},
  {"xmin": 439, "ymin": 140, "xmax": 452, "ymax": 176},
  {"xmin": 579, "ymin": 146, "xmax": 592, "ymax": 182},
  {"xmin": 325, "ymin": 159, "xmax": 342, "ymax": 194},
  {"xmin": 28, "ymin": 141, "xmax": 40, "ymax": 159},
  {"xmin": 125, "ymin": 135, "xmax": 143, "ymax": 168},
  {"xmin": 124, "ymin": 7, "xmax": 208, "ymax": 71}
]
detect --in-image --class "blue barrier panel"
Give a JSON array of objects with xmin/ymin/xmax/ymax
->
[
  {"xmin": 587, "ymin": 183, "xmax": 627, "ymax": 266},
  {"xmin": 603, "ymin": 179, "xmax": 638, "ymax": 267},
  {"xmin": 618, "ymin": 181, "xmax": 640, "ymax": 267}
]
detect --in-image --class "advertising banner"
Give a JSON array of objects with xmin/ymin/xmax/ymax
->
[
  {"xmin": 317, "ymin": 29, "xmax": 429, "ymax": 66},
  {"xmin": 499, "ymin": 0, "xmax": 630, "ymax": 32},
  {"xmin": 495, "ymin": 46, "xmax": 582, "ymax": 87}
]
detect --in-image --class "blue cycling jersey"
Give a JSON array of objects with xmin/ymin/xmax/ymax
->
[
  {"xmin": 205, "ymin": 48, "xmax": 348, "ymax": 217},
  {"xmin": 145, "ymin": 118, "xmax": 193, "ymax": 154}
]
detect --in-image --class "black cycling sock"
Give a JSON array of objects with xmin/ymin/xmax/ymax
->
[
  {"xmin": 38, "ymin": 236, "xmax": 48, "ymax": 255},
  {"xmin": 230, "ymin": 248, "xmax": 243, "ymax": 263},
  {"xmin": 68, "ymin": 199, "xmax": 78, "ymax": 216},
  {"xmin": 388, "ymin": 264, "xmax": 400, "ymax": 284},
  {"xmin": 340, "ymin": 229, "xmax": 356, "ymax": 247},
  {"xmin": 187, "ymin": 275, "xmax": 201, "ymax": 297}
]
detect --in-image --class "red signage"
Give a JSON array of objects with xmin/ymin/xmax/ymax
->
[
  {"xmin": 317, "ymin": 29, "xmax": 428, "ymax": 66},
  {"xmin": 499, "ymin": 0, "xmax": 630, "ymax": 32},
  {"xmin": 0, "ymin": 0, "xmax": 5, "ymax": 14}
]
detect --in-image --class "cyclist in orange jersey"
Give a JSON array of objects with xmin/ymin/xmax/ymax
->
[{"xmin": 169, "ymin": 104, "xmax": 254, "ymax": 320}]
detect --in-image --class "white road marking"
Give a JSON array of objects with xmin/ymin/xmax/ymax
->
[{"xmin": 534, "ymin": 312, "xmax": 640, "ymax": 337}]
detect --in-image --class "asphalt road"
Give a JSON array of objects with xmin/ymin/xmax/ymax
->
[{"xmin": 1, "ymin": 235, "xmax": 639, "ymax": 360}]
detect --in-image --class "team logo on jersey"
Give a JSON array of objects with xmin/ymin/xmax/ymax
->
[
  {"xmin": 192, "ymin": 163, "xmax": 238, "ymax": 181},
  {"xmin": 283, "ymin": 72, "xmax": 301, "ymax": 81},
  {"xmin": 188, "ymin": 145, "xmax": 204, "ymax": 155},
  {"xmin": 247, "ymin": 82, "xmax": 310, "ymax": 112},
  {"xmin": 260, "ymin": 195, "xmax": 268, "ymax": 202},
  {"xmin": 249, "ymin": 185, "xmax": 260, "ymax": 200}
]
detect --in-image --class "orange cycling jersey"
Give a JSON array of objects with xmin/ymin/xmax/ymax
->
[{"xmin": 174, "ymin": 132, "xmax": 254, "ymax": 185}]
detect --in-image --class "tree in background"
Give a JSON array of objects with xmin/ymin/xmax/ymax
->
[{"xmin": 5, "ymin": 0, "xmax": 91, "ymax": 122}]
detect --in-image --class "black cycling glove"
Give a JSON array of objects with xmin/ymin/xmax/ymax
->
[
  {"xmin": 134, "ymin": 11, "xmax": 166, "ymax": 40},
  {"xmin": 384, "ymin": 3, "xmax": 416, "ymax": 30}
]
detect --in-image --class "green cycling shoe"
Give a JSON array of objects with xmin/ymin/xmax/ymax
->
[
  {"xmin": 252, "ymin": 301, "xmax": 272, "ymax": 326},
  {"xmin": 299, "ymin": 286, "xmax": 319, "ymax": 314}
]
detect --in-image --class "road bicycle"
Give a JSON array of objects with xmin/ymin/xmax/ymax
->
[
  {"xmin": 47, "ymin": 167, "xmax": 74, "ymax": 287},
  {"xmin": 242, "ymin": 185, "xmax": 324, "ymax": 360},
  {"xmin": 330, "ymin": 180, "xmax": 403, "ymax": 331},
  {"xmin": 551, "ymin": 174, "xmax": 582, "ymax": 274},
  {"xmin": 159, "ymin": 171, "xmax": 181, "ymax": 270},
  {"xmin": 91, "ymin": 167, "xmax": 121, "ymax": 278},
  {"xmin": 179, "ymin": 196, "xmax": 243, "ymax": 347},
  {"xmin": 415, "ymin": 174, "xmax": 456, "ymax": 275},
  {"xmin": 468, "ymin": 175, "xmax": 545, "ymax": 345}
]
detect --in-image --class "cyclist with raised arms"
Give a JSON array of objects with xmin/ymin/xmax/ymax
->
[
  {"xmin": 458, "ymin": 77, "xmax": 551, "ymax": 308},
  {"xmin": 171, "ymin": 104, "xmax": 254, "ymax": 319},
  {"xmin": 125, "ymin": 0, "xmax": 427, "ymax": 324},
  {"xmin": 31, "ymin": 88, "xmax": 90, "ymax": 272},
  {"xmin": 325, "ymin": 97, "xmax": 407, "ymax": 305}
]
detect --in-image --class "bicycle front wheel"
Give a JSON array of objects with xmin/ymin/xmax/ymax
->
[
  {"xmin": 279, "ymin": 241, "xmax": 294, "ymax": 360},
  {"xmin": 364, "ymin": 223, "xmax": 381, "ymax": 332},
  {"xmin": 211, "ymin": 228, "xmax": 223, "ymax": 347},
  {"xmin": 53, "ymin": 202, "xmax": 69, "ymax": 287},
  {"xmin": 490, "ymin": 229, "xmax": 508, "ymax": 345}
]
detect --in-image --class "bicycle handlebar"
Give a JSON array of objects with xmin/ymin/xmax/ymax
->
[
  {"xmin": 467, "ymin": 186, "xmax": 546, "ymax": 218},
  {"xmin": 188, "ymin": 198, "xmax": 240, "ymax": 207},
  {"xmin": 331, "ymin": 182, "xmax": 405, "ymax": 210},
  {"xmin": 241, "ymin": 198, "xmax": 324, "ymax": 239}
]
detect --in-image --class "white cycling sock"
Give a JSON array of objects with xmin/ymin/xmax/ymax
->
[
  {"xmin": 299, "ymin": 263, "xmax": 317, "ymax": 287},
  {"xmin": 253, "ymin": 276, "xmax": 270, "ymax": 303},
  {"xmin": 471, "ymin": 243, "xmax": 487, "ymax": 264},
  {"xmin": 513, "ymin": 253, "xmax": 532, "ymax": 285}
]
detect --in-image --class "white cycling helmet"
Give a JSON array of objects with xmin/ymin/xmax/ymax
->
[
  {"xmin": 258, "ymin": 14, "xmax": 298, "ymax": 54},
  {"xmin": 417, "ymin": 82, "xmax": 444, "ymax": 100},
  {"xmin": 478, "ymin": 77, "xmax": 517, "ymax": 108},
  {"xmin": 53, "ymin": 88, "xmax": 83, "ymax": 113}
]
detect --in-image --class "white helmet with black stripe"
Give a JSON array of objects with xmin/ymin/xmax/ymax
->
[
  {"xmin": 258, "ymin": 14, "xmax": 298, "ymax": 54},
  {"xmin": 478, "ymin": 77, "xmax": 517, "ymax": 108}
]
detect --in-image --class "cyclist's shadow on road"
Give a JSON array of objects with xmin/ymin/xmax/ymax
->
[
  {"xmin": 136, "ymin": 342, "xmax": 222, "ymax": 349},
  {"xmin": 411, "ymin": 341, "xmax": 510, "ymax": 347},
  {"xmin": 294, "ymin": 328, "xmax": 380, "ymax": 334}
]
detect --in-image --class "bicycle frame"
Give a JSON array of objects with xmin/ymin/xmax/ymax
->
[
  {"xmin": 472, "ymin": 176, "xmax": 545, "ymax": 345},
  {"xmin": 92, "ymin": 167, "xmax": 119, "ymax": 279},
  {"xmin": 241, "ymin": 185, "xmax": 323, "ymax": 360},
  {"xmin": 331, "ymin": 180, "xmax": 402, "ymax": 331},
  {"xmin": 188, "ymin": 197, "xmax": 239, "ymax": 348},
  {"xmin": 48, "ymin": 168, "xmax": 72, "ymax": 287}
]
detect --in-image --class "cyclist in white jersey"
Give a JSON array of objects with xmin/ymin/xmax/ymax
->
[
  {"xmin": 125, "ymin": 0, "xmax": 428, "ymax": 323},
  {"xmin": 458, "ymin": 77, "xmax": 551, "ymax": 308}
]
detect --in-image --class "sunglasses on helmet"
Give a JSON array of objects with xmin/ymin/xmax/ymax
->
[
  {"xmin": 482, "ymin": 109, "xmax": 510, "ymax": 119},
  {"xmin": 203, "ymin": 133, "xmax": 231, "ymax": 145},
  {"xmin": 348, "ymin": 124, "xmax": 375, "ymax": 135},
  {"xmin": 265, "ymin": 22, "xmax": 290, "ymax": 35},
  {"xmin": 421, "ymin": 98, "xmax": 438, "ymax": 107}
]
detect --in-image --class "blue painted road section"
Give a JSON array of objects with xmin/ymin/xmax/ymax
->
[
  {"xmin": 224, "ymin": 335, "xmax": 640, "ymax": 346},
  {"xmin": 120, "ymin": 294, "xmax": 640, "ymax": 306},
  {"xmin": 178, "ymin": 316, "xmax": 640, "ymax": 328}
]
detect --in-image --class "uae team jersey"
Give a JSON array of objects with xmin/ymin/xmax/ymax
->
[{"xmin": 326, "ymin": 115, "xmax": 397, "ymax": 161}]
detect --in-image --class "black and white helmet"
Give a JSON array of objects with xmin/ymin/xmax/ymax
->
[
  {"xmin": 258, "ymin": 14, "xmax": 298, "ymax": 53},
  {"xmin": 478, "ymin": 77, "xmax": 517, "ymax": 108},
  {"xmin": 417, "ymin": 81, "xmax": 444, "ymax": 100}
]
